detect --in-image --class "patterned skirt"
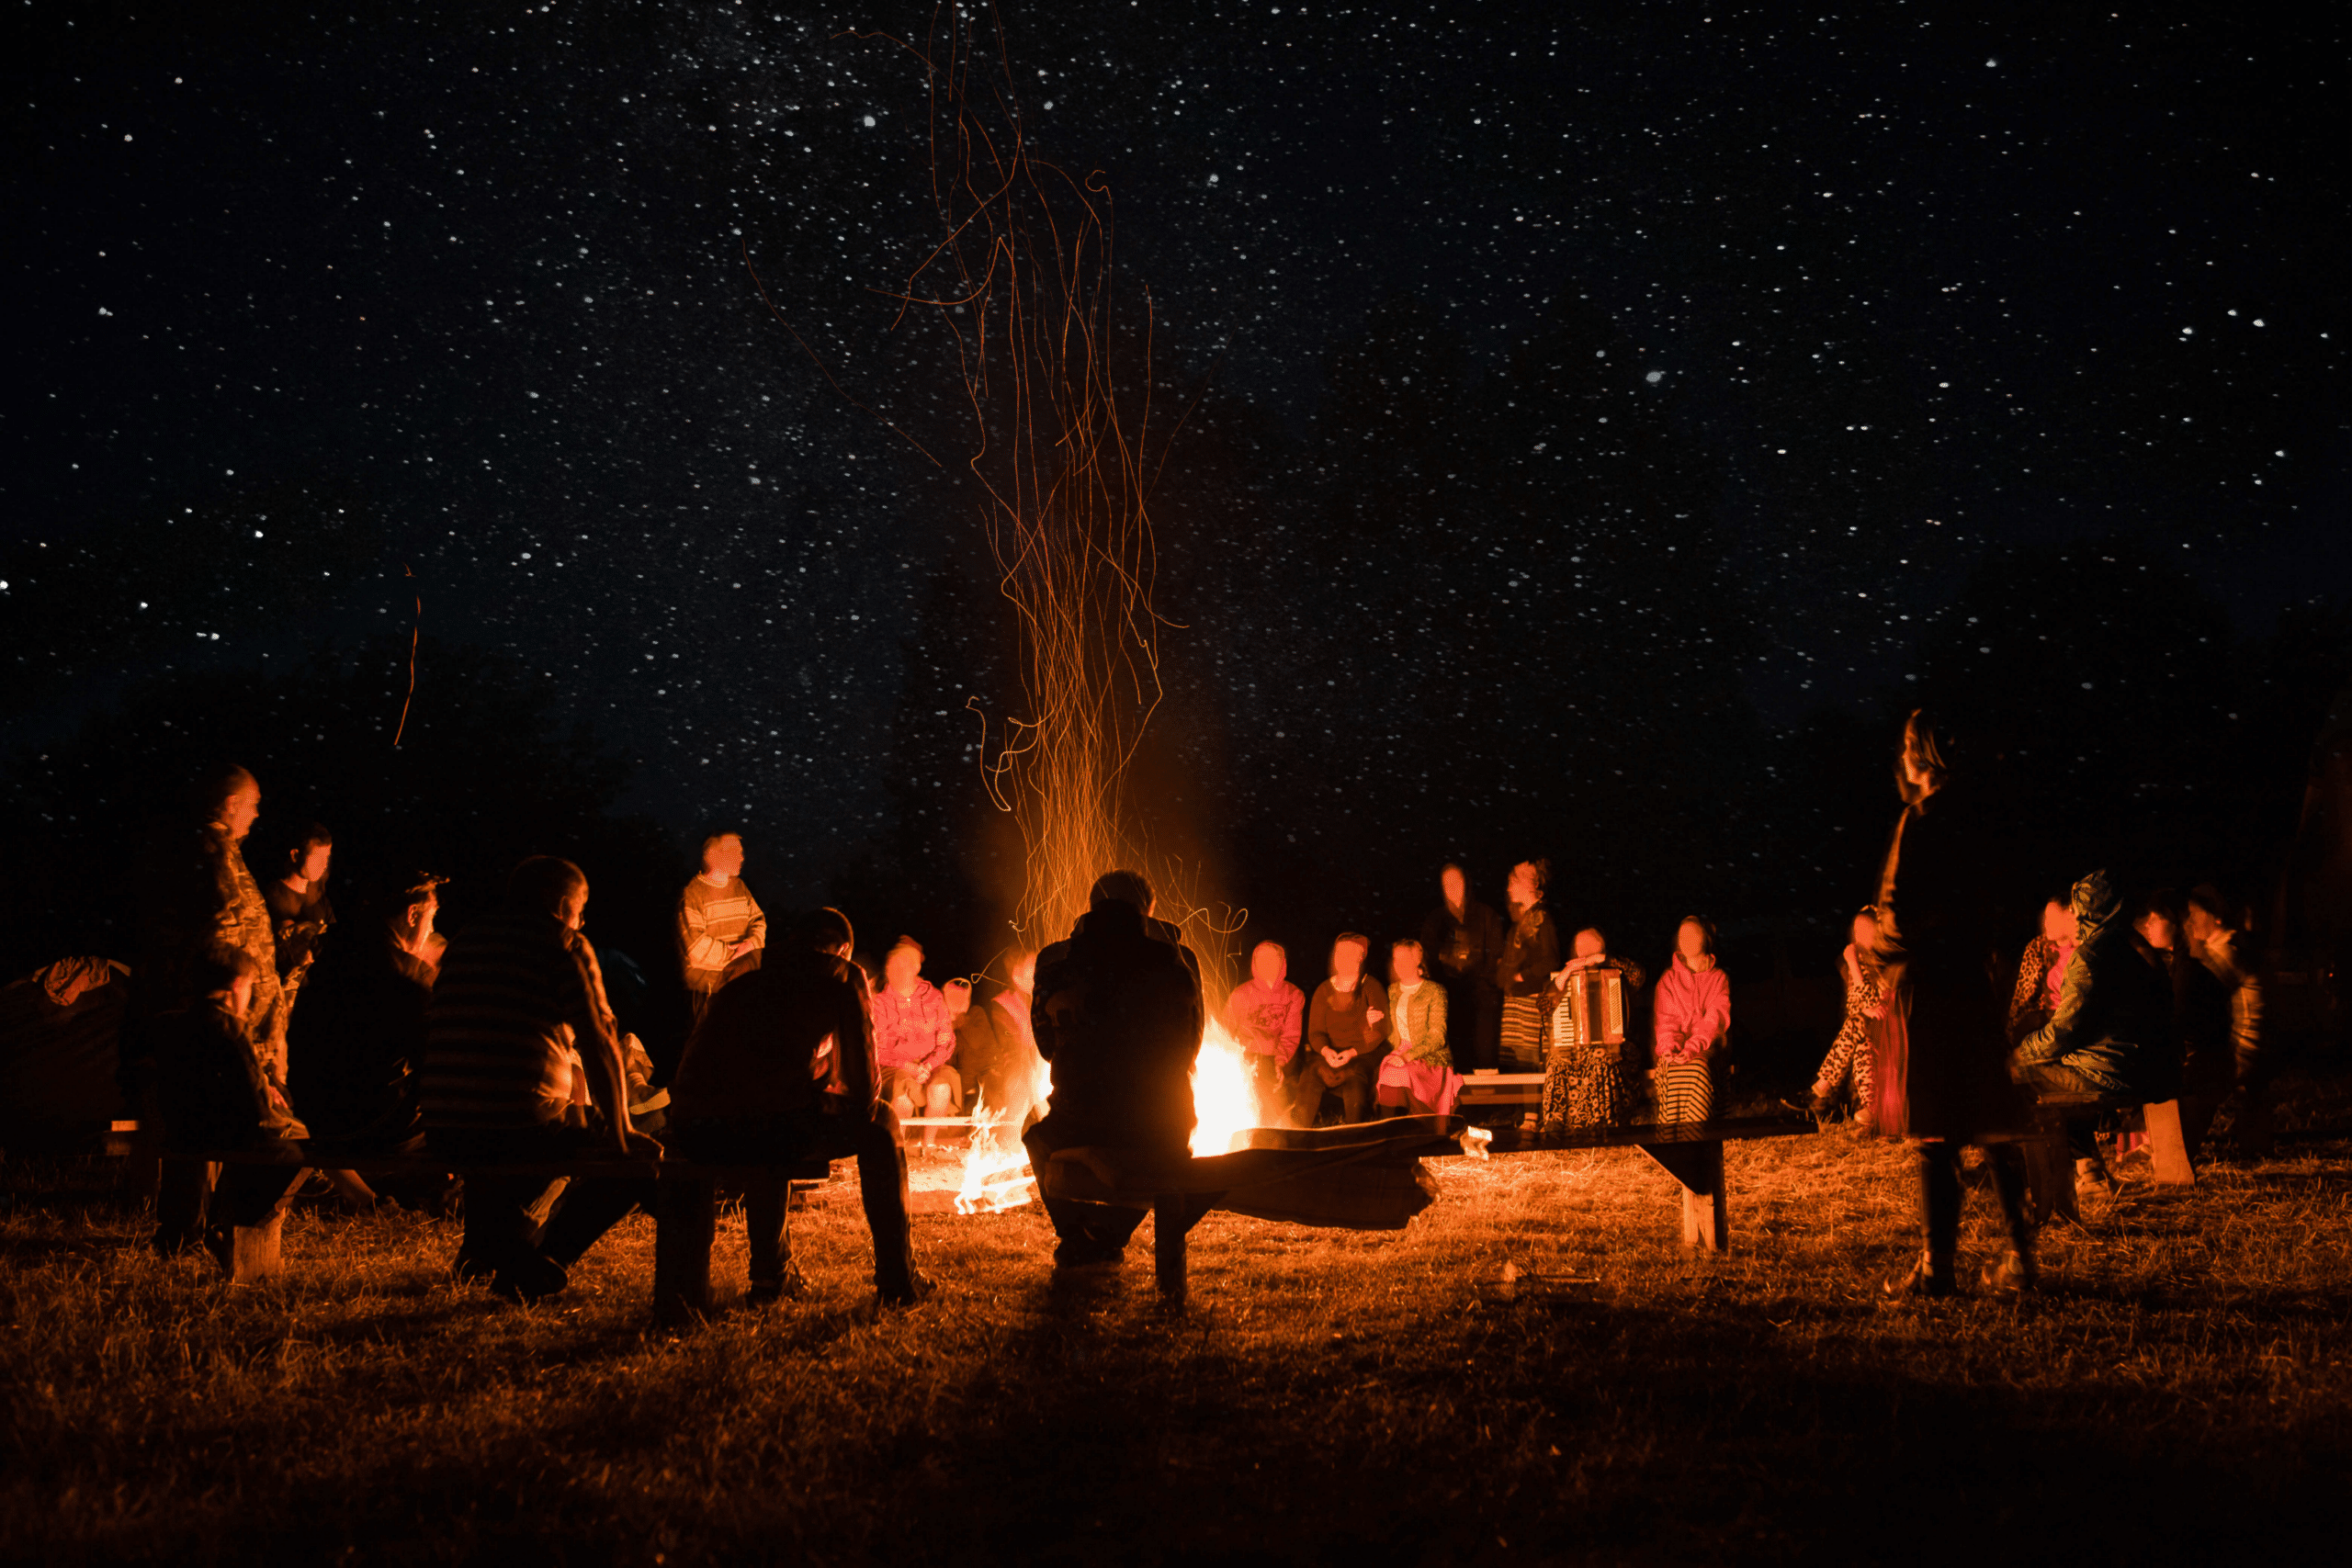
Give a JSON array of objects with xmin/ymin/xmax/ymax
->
[
  {"xmin": 1655, "ymin": 1061, "xmax": 1715, "ymax": 1124},
  {"xmin": 1498, "ymin": 996, "xmax": 1545, "ymax": 1073},
  {"xmin": 1542, "ymin": 1044, "xmax": 1632, "ymax": 1133}
]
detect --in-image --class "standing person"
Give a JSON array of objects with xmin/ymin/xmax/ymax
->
[
  {"xmin": 1294, "ymin": 934, "xmax": 1391, "ymax": 1126},
  {"xmin": 1224, "ymin": 941, "xmax": 1306, "ymax": 1124},
  {"xmin": 1652, "ymin": 919, "xmax": 1731, "ymax": 1124},
  {"xmin": 1023, "ymin": 871, "xmax": 1210, "ymax": 1269},
  {"xmin": 1544, "ymin": 927, "xmax": 1645, "ymax": 1132},
  {"xmin": 675, "ymin": 832, "xmax": 766, "ymax": 1026},
  {"xmin": 2185, "ymin": 885, "xmax": 2268, "ymax": 1151},
  {"xmin": 130, "ymin": 764, "xmax": 292, "ymax": 1255},
  {"xmin": 153, "ymin": 945, "xmax": 309, "ymax": 1272},
  {"xmin": 1873, "ymin": 711, "xmax": 2037, "ymax": 1297},
  {"xmin": 1375, "ymin": 939, "xmax": 1459, "ymax": 1117},
  {"xmin": 1421, "ymin": 865, "xmax": 1506, "ymax": 1072},
  {"xmin": 1493, "ymin": 861, "xmax": 1560, "ymax": 1074},
  {"xmin": 873, "ymin": 937, "xmax": 961, "ymax": 1149},
  {"xmin": 669, "ymin": 907, "xmax": 926, "ymax": 1305},
  {"xmin": 263, "ymin": 823, "xmax": 336, "ymax": 1018},
  {"xmin": 1811, "ymin": 908, "xmax": 1887, "ymax": 1128},
  {"xmin": 422, "ymin": 856, "xmax": 662, "ymax": 1304},
  {"xmin": 2006, "ymin": 894, "xmax": 2081, "ymax": 1046}
]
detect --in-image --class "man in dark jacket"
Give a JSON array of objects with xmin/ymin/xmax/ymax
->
[
  {"xmin": 2014, "ymin": 869, "xmax": 2175, "ymax": 1194},
  {"xmin": 669, "ymin": 907, "xmax": 925, "ymax": 1304},
  {"xmin": 1421, "ymin": 864, "xmax": 1506, "ymax": 1071},
  {"xmin": 1023, "ymin": 870, "xmax": 1208, "ymax": 1267}
]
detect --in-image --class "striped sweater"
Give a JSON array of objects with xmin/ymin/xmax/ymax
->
[
  {"xmin": 676, "ymin": 875, "xmax": 767, "ymax": 994},
  {"xmin": 422, "ymin": 913, "xmax": 612, "ymax": 1131}
]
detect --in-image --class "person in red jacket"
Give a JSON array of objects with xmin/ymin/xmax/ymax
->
[
  {"xmin": 1223, "ymin": 941, "xmax": 1305, "ymax": 1124},
  {"xmin": 1652, "ymin": 917, "xmax": 1730, "ymax": 1122}
]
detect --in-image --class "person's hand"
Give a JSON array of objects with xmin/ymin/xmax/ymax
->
[
  {"xmin": 1320, "ymin": 1046, "xmax": 1344, "ymax": 1069},
  {"xmin": 1338, "ymin": 1048, "xmax": 1358, "ymax": 1066},
  {"xmin": 729, "ymin": 937, "xmax": 756, "ymax": 957},
  {"xmin": 916, "ymin": 1065, "xmax": 931, "ymax": 1085},
  {"xmin": 1365, "ymin": 1009, "xmax": 1385, "ymax": 1026}
]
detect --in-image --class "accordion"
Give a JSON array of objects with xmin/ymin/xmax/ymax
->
[{"xmin": 1548, "ymin": 965, "xmax": 1628, "ymax": 1049}]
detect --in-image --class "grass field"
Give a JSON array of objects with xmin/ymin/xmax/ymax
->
[{"xmin": 5, "ymin": 1083, "xmax": 2348, "ymax": 1566}]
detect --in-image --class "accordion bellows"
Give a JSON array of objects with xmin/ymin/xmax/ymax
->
[{"xmin": 1549, "ymin": 966, "xmax": 1627, "ymax": 1049}]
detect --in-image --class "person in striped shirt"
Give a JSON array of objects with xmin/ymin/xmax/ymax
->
[
  {"xmin": 676, "ymin": 832, "xmax": 766, "ymax": 1023},
  {"xmin": 424, "ymin": 856, "xmax": 661, "ymax": 1303}
]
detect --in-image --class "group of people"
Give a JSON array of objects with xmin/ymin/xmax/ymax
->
[
  {"xmin": 68, "ymin": 702, "xmax": 2277, "ymax": 1308},
  {"xmin": 1217, "ymin": 875, "xmax": 1733, "ymax": 1138}
]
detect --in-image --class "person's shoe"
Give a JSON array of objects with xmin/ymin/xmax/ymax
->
[
  {"xmin": 2075, "ymin": 1158, "xmax": 2121, "ymax": 1206},
  {"xmin": 746, "ymin": 1260, "xmax": 810, "ymax": 1304},
  {"xmin": 488, "ymin": 1251, "xmax": 568, "ymax": 1304},
  {"xmin": 451, "ymin": 1248, "xmax": 494, "ymax": 1285},
  {"xmin": 1980, "ymin": 1249, "xmax": 2038, "ymax": 1295},
  {"xmin": 1885, "ymin": 1250, "xmax": 1957, "ymax": 1299},
  {"xmin": 201, "ymin": 1224, "xmax": 235, "ymax": 1279},
  {"xmin": 876, "ymin": 1270, "xmax": 935, "ymax": 1307},
  {"xmin": 1054, "ymin": 1239, "xmax": 1124, "ymax": 1269}
]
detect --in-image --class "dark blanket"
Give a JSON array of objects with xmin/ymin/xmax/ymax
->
[{"xmin": 1032, "ymin": 1114, "xmax": 1466, "ymax": 1231}]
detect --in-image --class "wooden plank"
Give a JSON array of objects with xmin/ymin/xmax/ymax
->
[
  {"xmin": 2142, "ymin": 1100, "xmax": 2196, "ymax": 1186},
  {"xmin": 1638, "ymin": 1139, "xmax": 1727, "ymax": 1251},
  {"xmin": 229, "ymin": 1211, "xmax": 286, "ymax": 1284},
  {"xmin": 1153, "ymin": 1194, "xmax": 1186, "ymax": 1303}
]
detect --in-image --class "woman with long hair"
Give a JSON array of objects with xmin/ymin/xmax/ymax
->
[
  {"xmin": 1810, "ymin": 907, "xmax": 1886, "ymax": 1127},
  {"xmin": 1871, "ymin": 709, "xmax": 2036, "ymax": 1296},
  {"xmin": 1492, "ymin": 860, "xmax": 1560, "ymax": 1075}
]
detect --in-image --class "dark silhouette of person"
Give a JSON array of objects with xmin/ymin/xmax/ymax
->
[
  {"xmin": 1023, "ymin": 870, "xmax": 1210, "ymax": 1268},
  {"xmin": 668, "ymin": 906, "xmax": 926, "ymax": 1305}
]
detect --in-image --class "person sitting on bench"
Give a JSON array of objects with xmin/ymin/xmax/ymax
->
[
  {"xmin": 668, "ymin": 907, "xmax": 927, "ymax": 1305},
  {"xmin": 1224, "ymin": 941, "xmax": 1305, "ymax": 1127},
  {"xmin": 2013, "ymin": 870, "xmax": 2176, "ymax": 1201},
  {"xmin": 1375, "ymin": 939, "xmax": 1458, "ymax": 1117},
  {"xmin": 873, "ymin": 937, "xmax": 960, "ymax": 1151},
  {"xmin": 1293, "ymin": 934, "xmax": 1390, "ymax": 1127},
  {"xmin": 420, "ymin": 856, "xmax": 662, "ymax": 1303},
  {"xmin": 1652, "ymin": 919, "xmax": 1730, "ymax": 1124},
  {"xmin": 154, "ymin": 944, "xmax": 308, "ymax": 1274},
  {"xmin": 1023, "ymin": 871, "xmax": 1210, "ymax": 1269}
]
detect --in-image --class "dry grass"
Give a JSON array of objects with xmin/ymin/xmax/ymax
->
[{"xmin": 5, "ymin": 1085, "xmax": 2349, "ymax": 1566}]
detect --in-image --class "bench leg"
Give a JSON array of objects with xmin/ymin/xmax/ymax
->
[
  {"xmin": 2142, "ymin": 1100, "xmax": 2195, "ymax": 1186},
  {"xmin": 230, "ymin": 1209, "xmax": 286, "ymax": 1284},
  {"xmin": 1153, "ymin": 1194, "xmax": 1187, "ymax": 1303},
  {"xmin": 1640, "ymin": 1140, "xmax": 1727, "ymax": 1252},
  {"xmin": 653, "ymin": 1172, "xmax": 716, "ymax": 1324}
]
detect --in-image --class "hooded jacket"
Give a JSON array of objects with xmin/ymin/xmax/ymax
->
[{"xmin": 2014, "ymin": 871, "xmax": 2171, "ymax": 1097}]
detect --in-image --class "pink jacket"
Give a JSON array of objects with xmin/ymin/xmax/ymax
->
[
  {"xmin": 1653, "ymin": 953, "xmax": 1730, "ymax": 1066},
  {"xmin": 1224, "ymin": 978, "xmax": 1306, "ymax": 1066},
  {"xmin": 873, "ymin": 978, "xmax": 955, "ymax": 1071}
]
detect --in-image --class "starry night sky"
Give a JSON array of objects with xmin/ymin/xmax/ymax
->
[{"xmin": 6, "ymin": 2, "xmax": 2346, "ymax": 966}]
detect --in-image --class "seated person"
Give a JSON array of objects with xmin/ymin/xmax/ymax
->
[
  {"xmin": 669, "ymin": 907, "xmax": 925, "ymax": 1305},
  {"xmin": 2012, "ymin": 870, "xmax": 2174, "ymax": 1196},
  {"xmin": 292, "ymin": 873, "xmax": 446, "ymax": 1154},
  {"xmin": 1810, "ymin": 908, "xmax": 1885, "ymax": 1126},
  {"xmin": 872, "ymin": 937, "xmax": 961, "ymax": 1149},
  {"xmin": 1652, "ymin": 918, "xmax": 1729, "ymax": 1124},
  {"xmin": 1223, "ymin": 941, "xmax": 1305, "ymax": 1126},
  {"xmin": 1544, "ymin": 926, "xmax": 1642, "ymax": 1131},
  {"xmin": 153, "ymin": 944, "xmax": 309, "ymax": 1272},
  {"xmin": 953, "ymin": 950, "xmax": 1046, "ymax": 1127},
  {"xmin": 1374, "ymin": 939, "xmax": 1458, "ymax": 1117},
  {"xmin": 2006, "ymin": 893, "xmax": 2080, "ymax": 1047},
  {"xmin": 1290, "ymin": 934, "xmax": 1390, "ymax": 1127},
  {"xmin": 1024, "ymin": 871, "xmax": 1211, "ymax": 1268},
  {"xmin": 420, "ymin": 856, "xmax": 660, "ymax": 1303}
]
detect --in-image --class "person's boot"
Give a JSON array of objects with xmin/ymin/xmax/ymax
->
[
  {"xmin": 1980, "ymin": 1248, "xmax": 2038, "ymax": 1295},
  {"xmin": 488, "ymin": 1250, "xmax": 568, "ymax": 1304},
  {"xmin": 1885, "ymin": 1248, "xmax": 1957, "ymax": 1298},
  {"xmin": 877, "ymin": 1269, "xmax": 935, "ymax": 1307},
  {"xmin": 747, "ymin": 1258, "xmax": 810, "ymax": 1304},
  {"xmin": 2075, "ymin": 1156, "xmax": 2120, "ymax": 1207}
]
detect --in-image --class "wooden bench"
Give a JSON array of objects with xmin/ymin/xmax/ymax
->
[
  {"xmin": 2015, "ymin": 1089, "xmax": 2193, "ymax": 1225},
  {"xmin": 1477, "ymin": 1112, "xmax": 1821, "ymax": 1251},
  {"xmin": 1456, "ymin": 1071, "xmax": 1547, "ymax": 1113}
]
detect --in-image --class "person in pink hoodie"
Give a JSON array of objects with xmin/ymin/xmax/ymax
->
[
  {"xmin": 1651, "ymin": 917, "xmax": 1730, "ymax": 1123},
  {"xmin": 1223, "ymin": 941, "xmax": 1306, "ymax": 1125}
]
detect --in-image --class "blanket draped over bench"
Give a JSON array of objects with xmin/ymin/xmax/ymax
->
[{"xmin": 1035, "ymin": 1114, "xmax": 1469, "ymax": 1232}]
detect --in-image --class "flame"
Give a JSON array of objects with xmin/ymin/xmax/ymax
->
[
  {"xmin": 1189, "ymin": 1016, "xmax": 1261, "ymax": 1157},
  {"xmin": 954, "ymin": 1017, "xmax": 1266, "ymax": 1208}
]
